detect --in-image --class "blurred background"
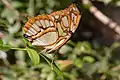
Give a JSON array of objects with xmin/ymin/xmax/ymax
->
[{"xmin": 0, "ymin": 0, "xmax": 120, "ymax": 80}]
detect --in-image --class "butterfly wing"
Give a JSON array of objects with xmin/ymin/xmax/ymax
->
[
  {"xmin": 23, "ymin": 3, "xmax": 81, "ymax": 51},
  {"xmin": 23, "ymin": 15, "xmax": 58, "ymax": 46},
  {"xmin": 44, "ymin": 3, "xmax": 81, "ymax": 50}
]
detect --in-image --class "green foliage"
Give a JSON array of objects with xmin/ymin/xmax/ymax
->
[
  {"xmin": 39, "ymin": 53, "xmax": 64, "ymax": 80},
  {"xmin": 26, "ymin": 46, "xmax": 40, "ymax": 65},
  {"xmin": 0, "ymin": 0, "xmax": 120, "ymax": 80}
]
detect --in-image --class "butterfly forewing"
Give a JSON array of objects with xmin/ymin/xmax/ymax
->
[{"xmin": 23, "ymin": 3, "xmax": 81, "ymax": 51}]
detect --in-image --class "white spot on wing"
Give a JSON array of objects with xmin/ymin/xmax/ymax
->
[
  {"xmin": 32, "ymin": 23, "xmax": 40, "ymax": 31},
  {"xmin": 74, "ymin": 15, "xmax": 77, "ymax": 24},
  {"xmin": 40, "ymin": 32, "xmax": 58, "ymax": 45},
  {"xmin": 40, "ymin": 20, "xmax": 46, "ymax": 28},
  {"xmin": 71, "ymin": 13, "xmax": 75, "ymax": 20},
  {"xmin": 62, "ymin": 16, "xmax": 69, "ymax": 27},
  {"xmin": 26, "ymin": 32, "xmax": 31, "ymax": 36},
  {"xmin": 45, "ymin": 20, "xmax": 50, "ymax": 27},
  {"xmin": 28, "ymin": 29, "xmax": 34, "ymax": 35},
  {"xmin": 73, "ymin": 7, "xmax": 76, "ymax": 11},
  {"xmin": 50, "ymin": 21, "xmax": 54, "ymax": 26},
  {"xmin": 32, "ymin": 38, "xmax": 47, "ymax": 46},
  {"xmin": 76, "ymin": 7, "xmax": 79, "ymax": 12},
  {"xmin": 35, "ymin": 21, "xmax": 42, "ymax": 27},
  {"xmin": 29, "ymin": 27, "xmax": 37, "ymax": 34},
  {"xmin": 71, "ymin": 13, "xmax": 77, "ymax": 24},
  {"xmin": 70, "ymin": 22, "xmax": 76, "ymax": 32},
  {"xmin": 55, "ymin": 15, "xmax": 59, "ymax": 19},
  {"xmin": 51, "ymin": 16, "xmax": 55, "ymax": 21}
]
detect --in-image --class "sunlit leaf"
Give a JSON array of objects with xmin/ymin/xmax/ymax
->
[
  {"xmin": 83, "ymin": 56, "xmax": 95, "ymax": 63},
  {"xmin": 39, "ymin": 53, "xmax": 64, "ymax": 80},
  {"xmin": 111, "ymin": 42, "xmax": 120, "ymax": 50},
  {"xmin": 116, "ymin": 1, "xmax": 120, "ymax": 6},
  {"xmin": 73, "ymin": 59, "xmax": 83, "ymax": 68},
  {"xmin": 80, "ymin": 42, "xmax": 92, "ymax": 51},
  {"xmin": 26, "ymin": 46, "xmax": 40, "ymax": 65},
  {"xmin": 23, "ymin": 38, "xmax": 33, "ymax": 47},
  {"xmin": 0, "ymin": 39, "xmax": 3, "ymax": 45},
  {"xmin": 0, "ymin": 44, "xmax": 11, "ymax": 50}
]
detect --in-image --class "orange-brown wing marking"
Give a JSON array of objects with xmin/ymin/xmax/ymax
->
[{"xmin": 23, "ymin": 3, "xmax": 81, "ymax": 51}]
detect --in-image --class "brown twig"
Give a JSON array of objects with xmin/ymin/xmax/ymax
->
[
  {"xmin": 111, "ymin": 64, "xmax": 120, "ymax": 71},
  {"xmin": 82, "ymin": 0, "xmax": 120, "ymax": 36},
  {"xmin": 100, "ymin": 74, "xmax": 106, "ymax": 80}
]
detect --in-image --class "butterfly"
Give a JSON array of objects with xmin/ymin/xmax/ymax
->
[{"xmin": 23, "ymin": 3, "xmax": 81, "ymax": 52}]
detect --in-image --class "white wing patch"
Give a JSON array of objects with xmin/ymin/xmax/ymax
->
[
  {"xmin": 27, "ymin": 27, "xmax": 37, "ymax": 35},
  {"xmin": 35, "ymin": 21, "xmax": 42, "ymax": 27},
  {"xmin": 45, "ymin": 20, "xmax": 50, "ymax": 27},
  {"xmin": 32, "ymin": 38, "xmax": 47, "ymax": 46},
  {"xmin": 32, "ymin": 23, "xmax": 40, "ymax": 31},
  {"xmin": 50, "ymin": 21, "xmax": 54, "ymax": 26},
  {"xmin": 32, "ymin": 32, "xmax": 58, "ymax": 46},
  {"xmin": 62, "ymin": 16, "xmax": 69, "ymax": 27},
  {"xmin": 40, "ymin": 20, "xmax": 46, "ymax": 28}
]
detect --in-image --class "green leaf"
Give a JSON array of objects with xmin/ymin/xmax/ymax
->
[
  {"xmin": 81, "ymin": 42, "xmax": 92, "ymax": 51},
  {"xmin": 0, "ymin": 39, "xmax": 3, "ymax": 45},
  {"xmin": 0, "ymin": 44, "xmax": 11, "ymax": 51},
  {"xmin": 52, "ymin": 64, "xmax": 64, "ymax": 80},
  {"xmin": 10, "ymin": 47, "xmax": 26, "ymax": 51},
  {"xmin": 39, "ymin": 53, "xmax": 64, "ymax": 80},
  {"xmin": 111, "ymin": 42, "xmax": 120, "ymax": 50},
  {"xmin": 73, "ymin": 59, "xmax": 83, "ymax": 68},
  {"xmin": 0, "ymin": 40, "xmax": 12, "ymax": 50},
  {"xmin": 0, "ymin": 41, "xmax": 26, "ymax": 51},
  {"xmin": 83, "ymin": 56, "xmax": 95, "ymax": 63},
  {"xmin": 116, "ymin": 1, "xmax": 120, "ymax": 6},
  {"xmin": 26, "ymin": 46, "xmax": 40, "ymax": 65},
  {"xmin": 23, "ymin": 38, "xmax": 33, "ymax": 47}
]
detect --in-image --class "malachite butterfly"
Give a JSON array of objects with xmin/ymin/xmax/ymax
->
[{"xmin": 23, "ymin": 3, "xmax": 81, "ymax": 52}]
